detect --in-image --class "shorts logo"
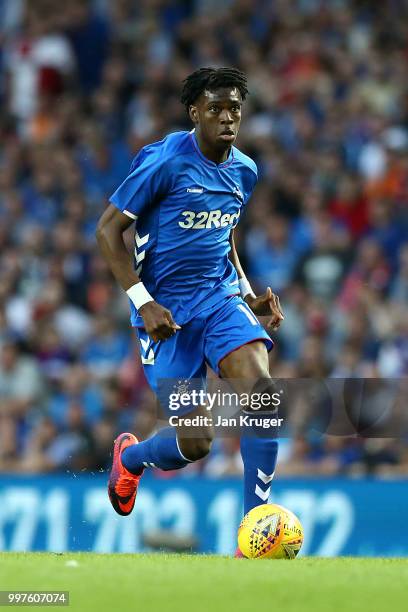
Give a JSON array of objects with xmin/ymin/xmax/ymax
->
[
  {"xmin": 178, "ymin": 209, "xmax": 240, "ymax": 229},
  {"xmin": 172, "ymin": 379, "xmax": 191, "ymax": 395}
]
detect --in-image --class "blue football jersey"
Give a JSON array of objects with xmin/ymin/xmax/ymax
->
[{"xmin": 109, "ymin": 130, "xmax": 258, "ymax": 326}]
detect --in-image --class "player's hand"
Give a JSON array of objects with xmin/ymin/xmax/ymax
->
[
  {"xmin": 245, "ymin": 287, "xmax": 284, "ymax": 330},
  {"xmin": 139, "ymin": 301, "xmax": 181, "ymax": 342}
]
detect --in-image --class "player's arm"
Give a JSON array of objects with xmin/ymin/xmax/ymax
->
[
  {"xmin": 229, "ymin": 229, "xmax": 284, "ymax": 330},
  {"xmin": 96, "ymin": 204, "xmax": 180, "ymax": 341}
]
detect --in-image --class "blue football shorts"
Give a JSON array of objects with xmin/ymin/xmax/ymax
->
[{"xmin": 135, "ymin": 295, "xmax": 273, "ymax": 416}]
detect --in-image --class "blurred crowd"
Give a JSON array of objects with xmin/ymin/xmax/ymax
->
[{"xmin": 0, "ymin": 0, "xmax": 407, "ymax": 477}]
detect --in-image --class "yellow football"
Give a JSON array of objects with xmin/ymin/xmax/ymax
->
[{"xmin": 238, "ymin": 503, "xmax": 304, "ymax": 559}]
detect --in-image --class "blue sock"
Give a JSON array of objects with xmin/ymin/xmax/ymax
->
[
  {"xmin": 240, "ymin": 412, "xmax": 279, "ymax": 515},
  {"xmin": 121, "ymin": 427, "xmax": 192, "ymax": 475}
]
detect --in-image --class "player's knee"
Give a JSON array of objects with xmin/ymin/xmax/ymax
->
[
  {"xmin": 251, "ymin": 375, "xmax": 276, "ymax": 394},
  {"xmin": 250, "ymin": 366, "xmax": 271, "ymax": 381},
  {"xmin": 179, "ymin": 435, "xmax": 213, "ymax": 462},
  {"xmin": 249, "ymin": 376, "xmax": 283, "ymax": 414}
]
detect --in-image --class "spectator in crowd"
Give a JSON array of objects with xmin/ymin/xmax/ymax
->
[{"xmin": 0, "ymin": 336, "xmax": 45, "ymax": 417}]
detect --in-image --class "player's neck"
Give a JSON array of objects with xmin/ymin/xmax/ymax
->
[{"xmin": 194, "ymin": 131, "xmax": 230, "ymax": 165}]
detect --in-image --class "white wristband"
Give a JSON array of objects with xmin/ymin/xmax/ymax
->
[
  {"xmin": 239, "ymin": 276, "xmax": 255, "ymax": 299},
  {"xmin": 126, "ymin": 282, "xmax": 154, "ymax": 311}
]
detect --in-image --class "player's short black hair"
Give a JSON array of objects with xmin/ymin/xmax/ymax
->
[{"xmin": 180, "ymin": 67, "xmax": 248, "ymax": 112}]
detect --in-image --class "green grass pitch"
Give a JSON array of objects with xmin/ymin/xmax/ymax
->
[{"xmin": 1, "ymin": 553, "xmax": 408, "ymax": 612}]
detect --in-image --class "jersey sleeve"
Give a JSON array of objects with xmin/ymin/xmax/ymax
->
[
  {"xmin": 109, "ymin": 146, "xmax": 171, "ymax": 219},
  {"xmin": 243, "ymin": 164, "xmax": 258, "ymax": 206}
]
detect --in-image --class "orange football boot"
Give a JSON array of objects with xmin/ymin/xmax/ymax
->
[{"xmin": 108, "ymin": 433, "xmax": 144, "ymax": 516}]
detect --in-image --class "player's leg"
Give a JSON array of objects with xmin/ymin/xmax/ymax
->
[
  {"xmin": 120, "ymin": 403, "xmax": 213, "ymax": 473},
  {"xmin": 121, "ymin": 322, "xmax": 213, "ymax": 472},
  {"xmin": 108, "ymin": 320, "xmax": 212, "ymax": 515},
  {"xmin": 204, "ymin": 296, "xmax": 278, "ymax": 516},
  {"xmin": 218, "ymin": 341, "xmax": 279, "ymax": 516}
]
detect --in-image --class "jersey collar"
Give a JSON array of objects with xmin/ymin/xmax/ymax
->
[{"xmin": 189, "ymin": 129, "xmax": 234, "ymax": 169}]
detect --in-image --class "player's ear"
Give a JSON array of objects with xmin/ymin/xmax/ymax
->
[{"xmin": 189, "ymin": 105, "xmax": 198, "ymax": 124}]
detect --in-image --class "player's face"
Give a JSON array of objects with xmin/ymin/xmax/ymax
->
[{"xmin": 190, "ymin": 87, "xmax": 242, "ymax": 150}]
